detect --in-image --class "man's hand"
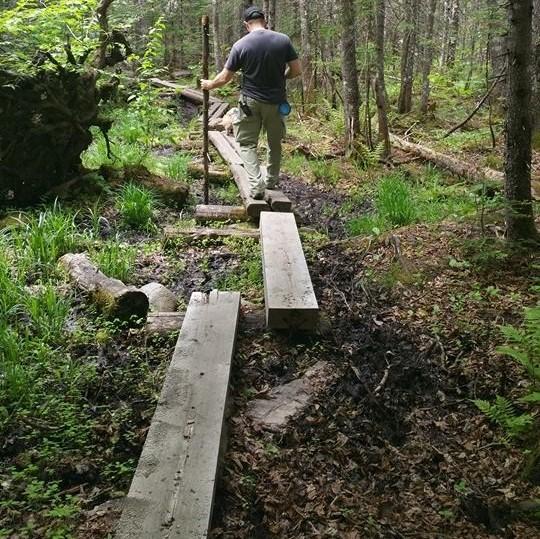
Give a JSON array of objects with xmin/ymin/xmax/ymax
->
[{"xmin": 201, "ymin": 79, "xmax": 214, "ymax": 91}]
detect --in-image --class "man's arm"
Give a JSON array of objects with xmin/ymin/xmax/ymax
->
[
  {"xmin": 201, "ymin": 68, "xmax": 235, "ymax": 91},
  {"xmin": 285, "ymin": 59, "xmax": 302, "ymax": 80}
]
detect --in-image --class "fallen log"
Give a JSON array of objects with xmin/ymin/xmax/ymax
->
[
  {"xmin": 194, "ymin": 204, "xmax": 248, "ymax": 222},
  {"xmin": 390, "ymin": 134, "xmax": 505, "ymax": 184},
  {"xmin": 59, "ymin": 253, "xmax": 149, "ymax": 322},
  {"xmin": 391, "ymin": 134, "xmax": 540, "ymax": 199},
  {"xmin": 140, "ymin": 282, "xmax": 177, "ymax": 312}
]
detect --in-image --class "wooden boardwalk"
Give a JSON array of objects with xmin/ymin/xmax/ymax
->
[
  {"xmin": 260, "ymin": 212, "xmax": 319, "ymax": 330},
  {"xmin": 116, "ymin": 291, "xmax": 240, "ymax": 539}
]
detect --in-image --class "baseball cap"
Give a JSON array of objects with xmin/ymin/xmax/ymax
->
[{"xmin": 244, "ymin": 6, "xmax": 265, "ymax": 21}]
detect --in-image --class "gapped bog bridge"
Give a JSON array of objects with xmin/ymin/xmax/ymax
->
[{"xmin": 116, "ymin": 291, "xmax": 240, "ymax": 539}]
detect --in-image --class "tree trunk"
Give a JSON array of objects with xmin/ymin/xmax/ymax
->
[
  {"xmin": 446, "ymin": 0, "xmax": 460, "ymax": 67},
  {"xmin": 263, "ymin": 0, "xmax": 276, "ymax": 30},
  {"xmin": 212, "ymin": 0, "xmax": 223, "ymax": 71},
  {"xmin": 299, "ymin": 0, "xmax": 313, "ymax": 107},
  {"xmin": 504, "ymin": 0, "xmax": 538, "ymax": 242},
  {"xmin": 532, "ymin": 0, "xmax": 540, "ymax": 141},
  {"xmin": 486, "ymin": 0, "xmax": 506, "ymax": 101},
  {"xmin": 338, "ymin": 0, "xmax": 361, "ymax": 152},
  {"xmin": 374, "ymin": 0, "xmax": 391, "ymax": 157},
  {"xmin": 440, "ymin": 0, "xmax": 452, "ymax": 65},
  {"xmin": 239, "ymin": 0, "xmax": 253, "ymax": 39},
  {"xmin": 420, "ymin": 0, "xmax": 437, "ymax": 114},
  {"xmin": 397, "ymin": 0, "xmax": 418, "ymax": 114}
]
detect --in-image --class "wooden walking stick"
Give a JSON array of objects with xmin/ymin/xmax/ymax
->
[{"xmin": 202, "ymin": 15, "xmax": 210, "ymax": 205}]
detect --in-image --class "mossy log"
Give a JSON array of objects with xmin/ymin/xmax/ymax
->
[{"xmin": 59, "ymin": 253, "xmax": 148, "ymax": 322}]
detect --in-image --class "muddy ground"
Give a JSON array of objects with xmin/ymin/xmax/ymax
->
[{"xmin": 73, "ymin": 165, "xmax": 540, "ymax": 538}]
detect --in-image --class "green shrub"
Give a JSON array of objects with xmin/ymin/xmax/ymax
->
[
  {"xmin": 116, "ymin": 183, "xmax": 157, "ymax": 230},
  {"xmin": 376, "ymin": 173, "xmax": 417, "ymax": 226}
]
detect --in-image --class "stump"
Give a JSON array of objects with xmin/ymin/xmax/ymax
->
[{"xmin": 0, "ymin": 68, "xmax": 109, "ymax": 206}]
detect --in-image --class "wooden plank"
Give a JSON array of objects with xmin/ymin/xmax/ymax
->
[
  {"xmin": 149, "ymin": 79, "xmax": 221, "ymax": 105},
  {"xmin": 264, "ymin": 189, "xmax": 292, "ymax": 212},
  {"xmin": 194, "ymin": 204, "xmax": 248, "ymax": 222},
  {"xmin": 210, "ymin": 102, "xmax": 229, "ymax": 121},
  {"xmin": 209, "ymin": 131, "xmax": 243, "ymax": 166},
  {"xmin": 146, "ymin": 312, "xmax": 184, "ymax": 335},
  {"xmin": 164, "ymin": 225, "xmax": 259, "ymax": 242},
  {"xmin": 208, "ymin": 101, "xmax": 221, "ymax": 117},
  {"xmin": 223, "ymin": 133, "xmax": 243, "ymax": 156},
  {"xmin": 230, "ymin": 164, "xmax": 269, "ymax": 218},
  {"xmin": 209, "ymin": 131, "xmax": 269, "ymax": 218},
  {"xmin": 223, "ymin": 141, "xmax": 292, "ymax": 212},
  {"xmin": 116, "ymin": 291, "xmax": 240, "ymax": 539},
  {"xmin": 260, "ymin": 212, "xmax": 319, "ymax": 330}
]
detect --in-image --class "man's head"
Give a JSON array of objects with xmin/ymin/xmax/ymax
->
[{"xmin": 243, "ymin": 6, "xmax": 266, "ymax": 31}]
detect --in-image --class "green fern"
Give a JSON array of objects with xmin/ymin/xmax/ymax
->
[
  {"xmin": 354, "ymin": 141, "xmax": 385, "ymax": 170},
  {"xmin": 474, "ymin": 396, "xmax": 533, "ymax": 438},
  {"xmin": 497, "ymin": 305, "xmax": 540, "ymax": 384}
]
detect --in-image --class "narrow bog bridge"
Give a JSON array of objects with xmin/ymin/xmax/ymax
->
[{"xmin": 116, "ymin": 82, "xmax": 319, "ymax": 537}]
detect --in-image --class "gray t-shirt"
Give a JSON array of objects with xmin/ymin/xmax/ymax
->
[{"xmin": 225, "ymin": 29, "xmax": 298, "ymax": 104}]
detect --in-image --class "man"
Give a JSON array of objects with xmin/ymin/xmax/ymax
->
[{"xmin": 201, "ymin": 6, "xmax": 302, "ymax": 199}]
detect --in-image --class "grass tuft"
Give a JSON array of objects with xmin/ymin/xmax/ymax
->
[
  {"xmin": 116, "ymin": 183, "xmax": 157, "ymax": 230},
  {"xmin": 376, "ymin": 173, "xmax": 417, "ymax": 226}
]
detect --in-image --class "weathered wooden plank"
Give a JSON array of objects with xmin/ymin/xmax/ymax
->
[
  {"xmin": 223, "ymin": 133, "xmax": 243, "ymax": 156},
  {"xmin": 229, "ymin": 164, "xmax": 270, "ymax": 218},
  {"xmin": 194, "ymin": 204, "xmax": 248, "ymax": 222},
  {"xmin": 116, "ymin": 291, "xmax": 240, "ymax": 539},
  {"xmin": 149, "ymin": 79, "xmax": 221, "ymax": 105},
  {"xmin": 209, "ymin": 130, "xmax": 243, "ymax": 166},
  {"xmin": 209, "ymin": 131, "xmax": 269, "ymax": 218},
  {"xmin": 146, "ymin": 312, "xmax": 185, "ymax": 335},
  {"xmin": 208, "ymin": 101, "xmax": 221, "ymax": 117},
  {"xmin": 210, "ymin": 102, "xmax": 229, "ymax": 121},
  {"xmin": 260, "ymin": 212, "xmax": 319, "ymax": 330},
  {"xmin": 164, "ymin": 225, "xmax": 259, "ymax": 242},
  {"xmin": 265, "ymin": 189, "xmax": 293, "ymax": 212},
  {"xmin": 222, "ymin": 144, "xmax": 292, "ymax": 213}
]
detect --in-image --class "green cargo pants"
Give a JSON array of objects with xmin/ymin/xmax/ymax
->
[{"xmin": 233, "ymin": 97, "xmax": 286, "ymax": 198}]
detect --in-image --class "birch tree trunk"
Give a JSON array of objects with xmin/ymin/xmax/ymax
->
[
  {"xmin": 338, "ymin": 0, "xmax": 361, "ymax": 152},
  {"xmin": 504, "ymin": 0, "xmax": 538, "ymax": 241},
  {"xmin": 446, "ymin": 0, "xmax": 459, "ymax": 67}
]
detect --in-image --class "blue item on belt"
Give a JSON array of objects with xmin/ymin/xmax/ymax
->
[{"xmin": 279, "ymin": 101, "xmax": 292, "ymax": 116}]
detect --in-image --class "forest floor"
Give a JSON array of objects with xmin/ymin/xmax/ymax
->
[{"xmin": 1, "ymin": 87, "xmax": 539, "ymax": 538}]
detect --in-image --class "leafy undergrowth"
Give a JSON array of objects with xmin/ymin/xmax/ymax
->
[{"xmin": 209, "ymin": 222, "xmax": 540, "ymax": 538}]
